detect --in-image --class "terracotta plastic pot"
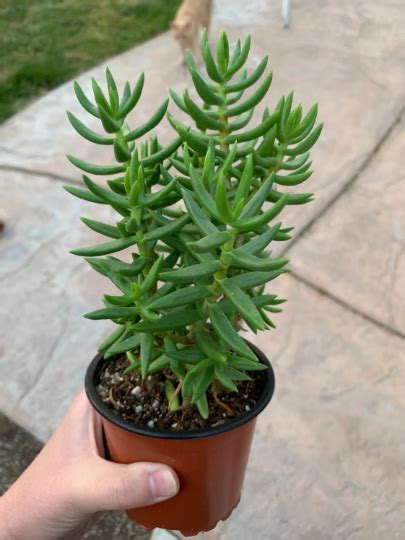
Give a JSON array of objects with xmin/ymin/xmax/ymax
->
[{"xmin": 85, "ymin": 341, "xmax": 275, "ymax": 536}]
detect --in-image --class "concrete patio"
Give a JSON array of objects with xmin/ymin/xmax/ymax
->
[{"xmin": 0, "ymin": 0, "xmax": 404, "ymax": 538}]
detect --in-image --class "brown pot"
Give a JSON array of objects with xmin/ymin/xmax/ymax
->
[{"xmin": 85, "ymin": 341, "xmax": 275, "ymax": 537}]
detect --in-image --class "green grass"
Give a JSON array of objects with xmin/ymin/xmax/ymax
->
[{"xmin": 0, "ymin": 0, "xmax": 181, "ymax": 123}]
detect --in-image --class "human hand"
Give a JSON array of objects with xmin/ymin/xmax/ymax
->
[{"xmin": 0, "ymin": 391, "xmax": 179, "ymax": 540}]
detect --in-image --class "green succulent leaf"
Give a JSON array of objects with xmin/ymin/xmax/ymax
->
[
  {"xmin": 84, "ymin": 306, "xmax": 137, "ymax": 320},
  {"xmin": 227, "ymin": 86, "xmax": 245, "ymax": 106},
  {"xmin": 106, "ymin": 67, "xmax": 119, "ymax": 112},
  {"xmin": 253, "ymin": 150, "xmax": 277, "ymax": 168},
  {"xmin": 139, "ymin": 256, "xmax": 163, "ymax": 295},
  {"xmin": 214, "ymin": 364, "xmax": 238, "ymax": 392},
  {"xmin": 219, "ymin": 278, "xmax": 266, "ymax": 332},
  {"xmin": 166, "ymin": 349, "xmax": 206, "ymax": 363},
  {"xmin": 274, "ymin": 170, "xmax": 312, "ymax": 186},
  {"xmin": 189, "ymin": 165, "xmax": 223, "ymax": 222},
  {"xmin": 238, "ymin": 172, "xmax": 275, "ymax": 219},
  {"xmin": 267, "ymin": 189, "xmax": 313, "ymax": 205},
  {"xmin": 228, "ymin": 268, "xmax": 288, "ymax": 289},
  {"xmin": 256, "ymin": 125, "xmax": 277, "ymax": 157},
  {"xmin": 140, "ymin": 333, "xmax": 153, "ymax": 379},
  {"xmin": 97, "ymin": 104, "xmax": 121, "ymax": 133},
  {"xmin": 234, "ymin": 193, "xmax": 288, "ymax": 232},
  {"xmin": 201, "ymin": 29, "xmax": 224, "ymax": 83},
  {"xmin": 108, "ymin": 178, "xmax": 127, "ymax": 196},
  {"xmin": 230, "ymin": 251, "xmax": 289, "ymax": 272},
  {"xmin": 104, "ymin": 293, "xmax": 134, "ymax": 307},
  {"xmin": 182, "ymin": 369, "xmax": 199, "ymax": 398},
  {"xmin": 106, "ymin": 333, "xmax": 141, "ymax": 355},
  {"xmin": 121, "ymin": 82, "xmax": 131, "ymax": 109},
  {"xmin": 124, "ymin": 99, "xmax": 169, "ymax": 142},
  {"xmin": 216, "ymin": 31, "xmax": 230, "ymax": 74},
  {"xmin": 124, "ymin": 353, "xmax": 141, "ymax": 374},
  {"xmin": 149, "ymin": 354, "xmax": 170, "ymax": 374},
  {"xmin": 187, "ymin": 231, "xmax": 231, "ymax": 253},
  {"xmin": 169, "ymin": 88, "xmax": 188, "ymax": 113},
  {"xmin": 92, "ymin": 78, "xmax": 113, "ymax": 115},
  {"xmin": 67, "ymin": 155, "xmax": 125, "ymax": 176},
  {"xmin": 222, "ymin": 365, "xmax": 252, "ymax": 381},
  {"xmin": 234, "ymin": 154, "xmax": 254, "ymax": 205},
  {"xmin": 70, "ymin": 236, "xmax": 136, "ymax": 257},
  {"xmin": 189, "ymin": 67, "xmax": 223, "ymax": 106},
  {"xmin": 98, "ymin": 325, "xmax": 126, "ymax": 352},
  {"xmin": 168, "ymin": 116, "xmax": 211, "ymax": 155},
  {"xmin": 226, "ymin": 34, "xmax": 251, "ymax": 78},
  {"xmin": 142, "ymin": 137, "xmax": 182, "ymax": 167},
  {"xmin": 228, "ymin": 38, "xmax": 241, "ymax": 70},
  {"xmin": 165, "ymin": 379, "xmax": 180, "ymax": 411},
  {"xmin": 228, "ymin": 109, "xmax": 254, "ymax": 132},
  {"xmin": 67, "ymin": 112, "xmax": 113, "ymax": 145},
  {"xmin": 228, "ymin": 356, "xmax": 267, "ymax": 371},
  {"xmin": 192, "ymin": 367, "xmax": 215, "ymax": 402},
  {"xmin": 224, "ymin": 109, "xmax": 278, "ymax": 143},
  {"xmin": 117, "ymin": 73, "xmax": 145, "ymax": 119},
  {"xmin": 225, "ymin": 73, "xmax": 273, "ymax": 117},
  {"xmin": 80, "ymin": 217, "xmax": 121, "ymax": 239},
  {"xmin": 85, "ymin": 257, "xmax": 132, "ymax": 295},
  {"xmin": 289, "ymin": 103, "xmax": 318, "ymax": 141},
  {"xmin": 138, "ymin": 178, "xmax": 178, "ymax": 208},
  {"xmin": 280, "ymin": 152, "xmax": 310, "ymax": 171},
  {"xmin": 216, "ymin": 142, "xmax": 238, "ymax": 178},
  {"xmin": 63, "ymin": 185, "xmax": 106, "ymax": 205},
  {"xmin": 82, "ymin": 175, "xmax": 130, "ymax": 209},
  {"xmin": 185, "ymin": 48, "xmax": 199, "ymax": 72},
  {"xmin": 226, "ymin": 56, "xmax": 268, "ymax": 93},
  {"xmin": 235, "ymin": 222, "xmax": 282, "ymax": 254},
  {"xmin": 208, "ymin": 302, "xmax": 257, "ymax": 360},
  {"xmin": 148, "ymin": 285, "xmax": 212, "ymax": 310},
  {"xmin": 143, "ymin": 213, "xmax": 190, "ymax": 242},
  {"xmin": 285, "ymin": 124, "xmax": 323, "ymax": 155},
  {"xmin": 146, "ymin": 281, "xmax": 176, "ymax": 304},
  {"xmin": 160, "ymin": 260, "xmax": 224, "ymax": 283},
  {"xmin": 195, "ymin": 329, "xmax": 226, "ymax": 363},
  {"xmin": 182, "ymin": 188, "xmax": 219, "ymax": 235},
  {"xmin": 196, "ymin": 393, "xmax": 209, "ymax": 419},
  {"xmin": 183, "ymin": 91, "xmax": 225, "ymax": 131},
  {"xmin": 131, "ymin": 310, "xmax": 202, "ymax": 332},
  {"xmin": 220, "ymin": 293, "xmax": 284, "ymax": 315},
  {"xmin": 215, "ymin": 173, "xmax": 233, "ymax": 223},
  {"xmin": 113, "ymin": 140, "xmax": 131, "ymax": 162},
  {"xmin": 73, "ymin": 81, "xmax": 100, "ymax": 118}
]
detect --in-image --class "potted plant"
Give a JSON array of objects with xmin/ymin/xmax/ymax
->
[{"xmin": 65, "ymin": 30, "xmax": 322, "ymax": 536}]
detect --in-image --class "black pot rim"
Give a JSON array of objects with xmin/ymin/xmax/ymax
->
[{"xmin": 85, "ymin": 340, "xmax": 275, "ymax": 440}]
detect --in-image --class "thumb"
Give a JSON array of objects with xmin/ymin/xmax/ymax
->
[{"xmin": 74, "ymin": 458, "xmax": 179, "ymax": 513}]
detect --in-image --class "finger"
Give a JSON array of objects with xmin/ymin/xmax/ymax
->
[
  {"xmin": 53, "ymin": 390, "xmax": 101, "ymax": 455},
  {"xmin": 73, "ymin": 459, "xmax": 179, "ymax": 513}
]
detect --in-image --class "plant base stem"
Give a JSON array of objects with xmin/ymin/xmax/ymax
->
[{"xmin": 211, "ymin": 389, "xmax": 235, "ymax": 416}]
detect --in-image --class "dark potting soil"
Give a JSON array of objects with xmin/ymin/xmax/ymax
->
[{"xmin": 96, "ymin": 355, "xmax": 265, "ymax": 431}]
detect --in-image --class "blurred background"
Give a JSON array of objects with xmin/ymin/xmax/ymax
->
[
  {"xmin": 0, "ymin": 0, "xmax": 181, "ymax": 122},
  {"xmin": 0, "ymin": 1, "xmax": 404, "ymax": 539}
]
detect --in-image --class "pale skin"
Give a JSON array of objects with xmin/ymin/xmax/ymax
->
[{"xmin": 0, "ymin": 391, "xmax": 179, "ymax": 540}]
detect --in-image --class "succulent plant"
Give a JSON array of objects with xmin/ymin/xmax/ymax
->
[{"xmin": 65, "ymin": 30, "xmax": 322, "ymax": 419}]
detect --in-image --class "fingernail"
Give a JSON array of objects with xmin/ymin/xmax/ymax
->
[{"xmin": 149, "ymin": 468, "xmax": 178, "ymax": 499}]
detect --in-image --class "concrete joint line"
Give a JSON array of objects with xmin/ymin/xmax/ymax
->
[
  {"xmin": 291, "ymin": 271, "xmax": 405, "ymax": 341},
  {"xmin": 0, "ymin": 164, "xmax": 79, "ymax": 185}
]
